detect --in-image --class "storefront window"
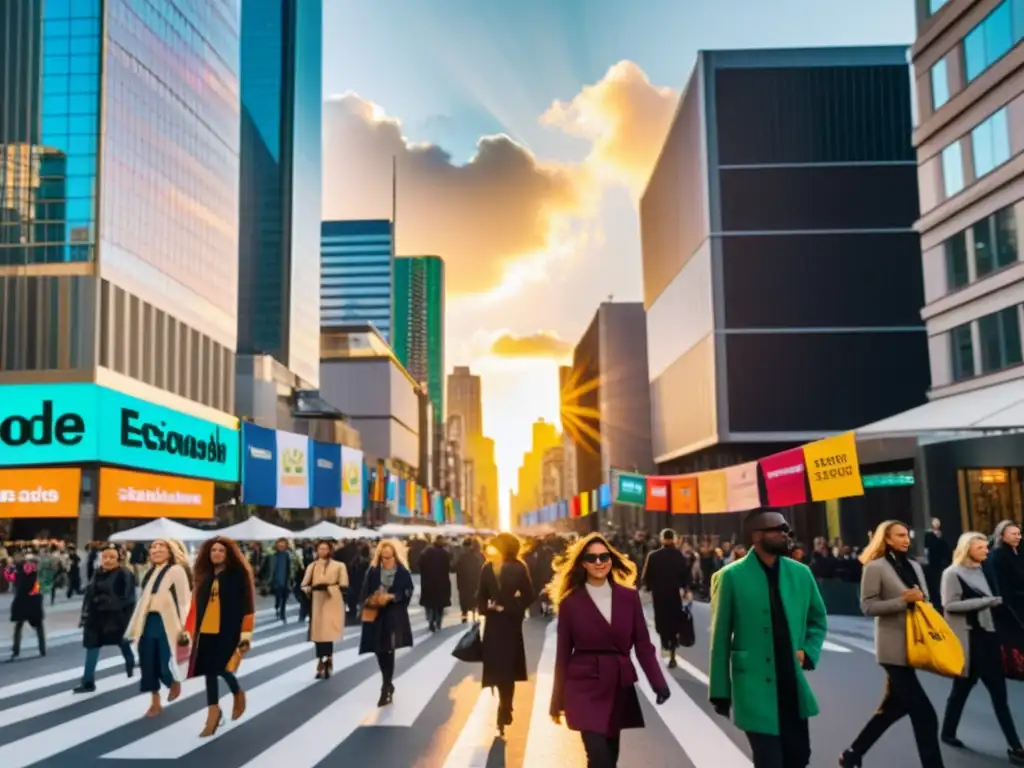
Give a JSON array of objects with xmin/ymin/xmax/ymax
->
[{"xmin": 959, "ymin": 467, "xmax": 1022, "ymax": 533}]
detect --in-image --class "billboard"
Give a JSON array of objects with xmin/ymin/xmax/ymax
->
[
  {"xmin": 311, "ymin": 442, "xmax": 342, "ymax": 508},
  {"xmin": 98, "ymin": 467, "xmax": 214, "ymax": 519},
  {"xmin": 0, "ymin": 467, "xmax": 82, "ymax": 518},
  {"xmin": 339, "ymin": 446, "xmax": 363, "ymax": 517}
]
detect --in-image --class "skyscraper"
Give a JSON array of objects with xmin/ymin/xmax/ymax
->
[
  {"xmin": 237, "ymin": 0, "xmax": 323, "ymax": 387},
  {"xmin": 394, "ymin": 255, "xmax": 445, "ymax": 424},
  {"xmin": 321, "ymin": 219, "xmax": 394, "ymax": 341},
  {"xmin": 0, "ymin": 0, "xmax": 241, "ymax": 417},
  {"xmin": 447, "ymin": 366, "xmax": 482, "ymax": 441}
]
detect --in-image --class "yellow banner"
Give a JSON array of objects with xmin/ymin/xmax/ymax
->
[
  {"xmin": 802, "ymin": 431, "xmax": 864, "ymax": 501},
  {"xmin": 580, "ymin": 491, "xmax": 590, "ymax": 516},
  {"xmin": 697, "ymin": 470, "xmax": 728, "ymax": 514}
]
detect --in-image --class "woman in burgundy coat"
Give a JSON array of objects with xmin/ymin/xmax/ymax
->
[{"xmin": 549, "ymin": 533, "xmax": 671, "ymax": 767}]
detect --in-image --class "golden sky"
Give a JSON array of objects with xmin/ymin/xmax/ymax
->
[{"xmin": 322, "ymin": 61, "xmax": 679, "ymax": 528}]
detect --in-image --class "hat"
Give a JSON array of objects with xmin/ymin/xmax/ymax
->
[{"xmin": 744, "ymin": 509, "xmax": 791, "ymax": 534}]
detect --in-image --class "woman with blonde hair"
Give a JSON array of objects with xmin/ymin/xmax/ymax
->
[
  {"xmin": 125, "ymin": 539, "xmax": 192, "ymax": 718},
  {"xmin": 549, "ymin": 533, "xmax": 667, "ymax": 765},
  {"xmin": 358, "ymin": 538, "xmax": 414, "ymax": 706},
  {"xmin": 940, "ymin": 532, "xmax": 1023, "ymax": 762},
  {"xmin": 839, "ymin": 521, "xmax": 942, "ymax": 768}
]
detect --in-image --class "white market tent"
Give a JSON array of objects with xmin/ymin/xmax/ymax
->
[
  {"xmin": 108, "ymin": 518, "xmax": 213, "ymax": 543},
  {"xmin": 378, "ymin": 523, "xmax": 437, "ymax": 537},
  {"xmin": 353, "ymin": 527, "xmax": 381, "ymax": 539},
  {"xmin": 298, "ymin": 521, "xmax": 363, "ymax": 540},
  {"xmin": 437, "ymin": 523, "xmax": 475, "ymax": 536},
  {"xmin": 213, "ymin": 517, "xmax": 294, "ymax": 541}
]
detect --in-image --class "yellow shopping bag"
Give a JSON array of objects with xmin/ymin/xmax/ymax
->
[{"xmin": 906, "ymin": 601, "xmax": 965, "ymax": 677}]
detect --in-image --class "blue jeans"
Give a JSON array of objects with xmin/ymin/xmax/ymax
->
[
  {"xmin": 138, "ymin": 613, "xmax": 174, "ymax": 693},
  {"xmin": 83, "ymin": 642, "xmax": 135, "ymax": 685}
]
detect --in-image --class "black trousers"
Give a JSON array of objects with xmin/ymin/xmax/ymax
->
[
  {"xmin": 273, "ymin": 585, "xmax": 289, "ymax": 620},
  {"xmin": 746, "ymin": 722, "xmax": 810, "ymax": 768},
  {"xmin": 849, "ymin": 664, "xmax": 944, "ymax": 768},
  {"xmin": 11, "ymin": 620, "xmax": 45, "ymax": 656},
  {"xmin": 204, "ymin": 671, "xmax": 240, "ymax": 706},
  {"xmin": 376, "ymin": 650, "xmax": 395, "ymax": 686},
  {"xmin": 314, "ymin": 641, "xmax": 333, "ymax": 659},
  {"xmin": 580, "ymin": 731, "xmax": 620, "ymax": 767},
  {"xmin": 943, "ymin": 629, "xmax": 1021, "ymax": 748}
]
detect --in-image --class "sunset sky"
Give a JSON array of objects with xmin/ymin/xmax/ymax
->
[{"xmin": 322, "ymin": 0, "xmax": 915, "ymax": 528}]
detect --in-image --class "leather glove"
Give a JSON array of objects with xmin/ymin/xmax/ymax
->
[
  {"xmin": 710, "ymin": 698, "xmax": 731, "ymax": 718},
  {"xmin": 655, "ymin": 688, "xmax": 671, "ymax": 705}
]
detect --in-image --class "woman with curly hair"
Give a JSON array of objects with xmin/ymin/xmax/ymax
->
[
  {"xmin": 548, "ymin": 533, "xmax": 669, "ymax": 767},
  {"xmin": 125, "ymin": 539, "xmax": 192, "ymax": 718},
  {"xmin": 184, "ymin": 536, "xmax": 256, "ymax": 737}
]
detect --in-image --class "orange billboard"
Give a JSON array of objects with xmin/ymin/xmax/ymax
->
[
  {"xmin": 99, "ymin": 467, "xmax": 214, "ymax": 519},
  {"xmin": 0, "ymin": 468, "xmax": 81, "ymax": 518}
]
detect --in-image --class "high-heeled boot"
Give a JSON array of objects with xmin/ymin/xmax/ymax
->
[
  {"xmin": 315, "ymin": 658, "xmax": 325, "ymax": 680},
  {"xmin": 199, "ymin": 706, "xmax": 223, "ymax": 738},
  {"xmin": 231, "ymin": 689, "xmax": 247, "ymax": 721},
  {"xmin": 377, "ymin": 681, "xmax": 394, "ymax": 706},
  {"xmin": 145, "ymin": 693, "xmax": 162, "ymax": 718},
  {"xmin": 324, "ymin": 657, "xmax": 333, "ymax": 679}
]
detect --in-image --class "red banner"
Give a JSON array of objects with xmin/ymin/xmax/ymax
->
[
  {"xmin": 570, "ymin": 495, "xmax": 581, "ymax": 518},
  {"xmin": 759, "ymin": 448, "xmax": 808, "ymax": 507},
  {"xmin": 646, "ymin": 477, "xmax": 669, "ymax": 511}
]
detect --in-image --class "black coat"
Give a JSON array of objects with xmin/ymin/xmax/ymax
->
[
  {"xmin": 187, "ymin": 568, "xmax": 255, "ymax": 677},
  {"xmin": 81, "ymin": 567, "xmax": 135, "ymax": 649},
  {"xmin": 641, "ymin": 546, "xmax": 692, "ymax": 642},
  {"xmin": 419, "ymin": 545, "xmax": 453, "ymax": 609},
  {"xmin": 6, "ymin": 560, "xmax": 43, "ymax": 627},
  {"xmin": 455, "ymin": 548, "xmax": 485, "ymax": 613},
  {"xmin": 359, "ymin": 564, "xmax": 415, "ymax": 654},
  {"xmin": 478, "ymin": 560, "xmax": 534, "ymax": 687}
]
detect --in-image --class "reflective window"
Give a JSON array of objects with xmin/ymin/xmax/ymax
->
[
  {"xmin": 979, "ymin": 306, "xmax": 1023, "ymax": 373},
  {"xmin": 931, "ymin": 57, "xmax": 950, "ymax": 110},
  {"xmin": 942, "ymin": 141, "xmax": 965, "ymax": 198},
  {"xmin": 964, "ymin": 1, "xmax": 1016, "ymax": 83},
  {"xmin": 972, "ymin": 108, "xmax": 1012, "ymax": 178},
  {"xmin": 975, "ymin": 206, "xmax": 1019, "ymax": 278},
  {"xmin": 950, "ymin": 324, "xmax": 975, "ymax": 381},
  {"xmin": 929, "ymin": 0, "xmax": 949, "ymax": 13},
  {"xmin": 945, "ymin": 231, "xmax": 969, "ymax": 290}
]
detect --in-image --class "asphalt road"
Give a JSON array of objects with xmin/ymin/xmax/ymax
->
[{"xmin": 0, "ymin": 595, "xmax": 1019, "ymax": 767}]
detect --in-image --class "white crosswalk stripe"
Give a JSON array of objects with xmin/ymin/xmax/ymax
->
[{"xmin": 0, "ymin": 614, "xmax": 762, "ymax": 768}]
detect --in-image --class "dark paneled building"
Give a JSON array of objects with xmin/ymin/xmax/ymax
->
[{"xmin": 641, "ymin": 48, "xmax": 929, "ymax": 535}]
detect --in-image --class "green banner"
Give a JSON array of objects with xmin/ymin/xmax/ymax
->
[{"xmin": 615, "ymin": 472, "xmax": 647, "ymax": 505}]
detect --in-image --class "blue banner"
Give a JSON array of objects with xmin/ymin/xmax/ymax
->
[
  {"xmin": 241, "ymin": 422, "xmax": 277, "ymax": 506},
  {"xmin": 311, "ymin": 441, "xmax": 342, "ymax": 508}
]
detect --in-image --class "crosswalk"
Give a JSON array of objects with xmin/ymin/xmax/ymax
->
[{"xmin": 0, "ymin": 607, "xmax": 868, "ymax": 768}]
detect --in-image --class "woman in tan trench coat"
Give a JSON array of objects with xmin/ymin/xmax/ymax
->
[{"xmin": 301, "ymin": 539, "xmax": 348, "ymax": 679}]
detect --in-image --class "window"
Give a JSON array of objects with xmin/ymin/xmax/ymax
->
[
  {"xmin": 978, "ymin": 306, "xmax": 1023, "ymax": 372},
  {"xmin": 943, "ymin": 141, "xmax": 965, "ymax": 197},
  {"xmin": 945, "ymin": 231, "xmax": 969, "ymax": 289},
  {"xmin": 929, "ymin": 0, "xmax": 949, "ymax": 13},
  {"xmin": 974, "ymin": 205, "xmax": 1019, "ymax": 278},
  {"xmin": 950, "ymin": 323, "xmax": 975, "ymax": 380},
  {"xmin": 931, "ymin": 58, "xmax": 950, "ymax": 110},
  {"xmin": 971, "ymin": 108, "xmax": 1011, "ymax": 178},
  {"xmin": 964, "ymin": 1, "xmax": 1015, "ymax": 82}
]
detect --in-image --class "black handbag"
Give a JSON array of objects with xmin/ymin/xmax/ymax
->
[
  {"xmin": 452, "ymin": 621, "xmax": 483, "ymax": 663},
  {"xmin": 677, "ymin": 604, "xmax": 696, "ymax": 648}
]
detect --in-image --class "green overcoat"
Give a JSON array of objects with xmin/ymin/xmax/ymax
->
[{"xmin": 708, "ymin": 551, "xmax": 828, "ymax": 736}]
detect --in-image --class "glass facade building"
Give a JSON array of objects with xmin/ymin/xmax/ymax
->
[
  {"xmin": 394, "ymin": 255, "xmax": 445, "ymax": 424},
  {"xmin": 321, "ymin": 219, "xmax": 393, "ymax": 341},
  {"xmin": 237, "ymin": 0, "xmax": 322, "ymax": 387},
  {"xmin": 0, "ymin": 0, "xmax": 241, "ymax": 417}
]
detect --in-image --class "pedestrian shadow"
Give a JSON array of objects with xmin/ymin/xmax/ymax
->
[{"xmin": 485, "ymin": 735, "xmax": 506, "ymax": 766}]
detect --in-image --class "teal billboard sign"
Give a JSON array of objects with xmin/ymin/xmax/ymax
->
[
  {"xmin": 615, "ymin": 472, "xmax": 647, "ymax": 506},
  {"xmin": 0, "ymin": 383, "xmax": 239, "ymax": 482}
]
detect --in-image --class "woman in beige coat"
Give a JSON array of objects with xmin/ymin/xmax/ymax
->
[{"xmin": 301, "ymin": 539, "xmax": 348, "ymax": 679}]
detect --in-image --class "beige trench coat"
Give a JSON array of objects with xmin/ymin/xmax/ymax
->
[{"xmin": 301, "ymin": 559, "xmax": 348, "ymax": 643}]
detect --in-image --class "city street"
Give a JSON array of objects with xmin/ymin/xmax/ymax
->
[{"xmin": 0, "ymin": 591, "xmax": 1017, "ymax": 767}]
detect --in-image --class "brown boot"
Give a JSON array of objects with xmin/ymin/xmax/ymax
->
[
  {"xmin": 145, "ymin": 693, "xmax": 162, "ymax": 718},
  {"xmin": 167, "ymin": 681, "xmax": 182, "ymax": 702},
  {"xmin": 199, "ymin": 706, "xmax": 222, "ymax": 738},
  {"xmin": 231, "ymin": 689, "xmax": 246, "ymax": 721}
]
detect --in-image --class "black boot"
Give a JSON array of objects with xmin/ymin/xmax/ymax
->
[
  {"xmin": 668, "ymin": 650, "xmax": 677, "ymax": 669},
  {"xmin": 838, "ymin": 749, "xmax": 862, "ymax": 767},
  {"xmin": 377, "ymin": 682, "xmax": 394, "ymax": 706},
  {"xmin": 36, "ymin": 625, "xmax": 46, "ymax": 657}
]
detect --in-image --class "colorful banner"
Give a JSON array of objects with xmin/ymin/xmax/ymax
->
[
  {"xmin": 646, "ymin": 477, "xmax": 669, "ymax": 511},
  {"xmin": 803, "ymin": 431, "xmax": 864, "ymax": 501},
  {"xmin": 571, "ymin": 495, "xmax": 581, "ymax": 517},
  {"xmin": 670, "ymin": 476, "xmax": 699, "ymax": 514},
  {"xmin": 725, "ymin": 461, "xmax": 761, "ymax": 512},
  {"xmin": 615, "ymin": 472, "xmax": 646, "ymax": 505},
  {"xmin": 240, "ymin": 422, "xmax": 277, "ymax": 506},
  {"xmin": 339, "ymin": 446, "xmax": 364, "ymax": 517},
  {"xmin": 697, "ymin": 470, "xmax": 728, "ymax": 513},
  {"xmin": 275, "ymin": 430, "xmax": 311, "ymax": 509},
  {"xmin": 311, "ymin": 442, "xmax": 342, "ymax": 508},
  {"xmin": 599, "ymin": 484, "xmax": 611, "ymax": 508},
  {"xmin": 759, "ymin": 447, "xmax": 808, "ymax": 507},
  {"xmin": 98, "ymin": 467, "xmax": 214, "ymax": 519},
  {"xmin": 0, "ymin": 467, "xmax": 81, "ymax": 518}
]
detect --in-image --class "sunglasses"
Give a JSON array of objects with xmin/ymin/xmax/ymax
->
[{"xmin": 581, "ymin": 552, "xmax": 612, "ymax": 564}]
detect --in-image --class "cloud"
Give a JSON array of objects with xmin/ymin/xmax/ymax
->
[
  {"xmin": 322, "ymin": 94, "xmax": 586, "ymax": 296},
  {"xmin": 540, "ymin": 61, "xmax": 678, "ymax": 196},
  {"xmin": 489, "ymin": 330, "xmax": 573, "ymax": 359}
]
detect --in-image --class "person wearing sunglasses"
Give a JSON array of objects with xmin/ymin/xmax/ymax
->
[
  {"xmin": 708, "ymin": 509, "xmax": 828, "ymax": 768},
  {"xmin": 549, "ymin": 533, "xmax": 670, "ymax": 767}
]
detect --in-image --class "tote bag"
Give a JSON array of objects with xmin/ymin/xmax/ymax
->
[
  {"xmin": 452, "ymin": 621, "xmax": 483, "ymax": 663},
  {"xmin": 906, "ymin": 601, "xmax": 965, "ymax": 677}
]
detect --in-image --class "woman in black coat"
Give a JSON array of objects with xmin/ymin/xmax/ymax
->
[
  {"xmin": 359, "ymin": 539, "xmax": 415, "ymax": 707},
  {"xmin": 74, "ymin": 545, "xmax": 136, "ymax": 693},
  {"xmin": 4, "ymin": 548, "xmax": 45, "ymax": 661},
  {"xmin": 478, "ymin": 532, "xmax": 535, "ymax": 735},
  {"xmin": 419, "ymin": 537, "xmax": 452, "ymax": 631},
  {"xmin": 456, "ymin": 539, "xmax": 485, "ymax": 621}
]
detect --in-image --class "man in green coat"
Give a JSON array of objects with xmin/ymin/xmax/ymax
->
[{"xmin": 709, "ymin": 509, "xmax": 828, "ymax": 767}]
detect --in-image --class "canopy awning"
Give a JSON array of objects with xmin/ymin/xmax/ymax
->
[
  {"xmin": 213, "ymin": 517, "xmax": 294, "ymax": 541},
  {"xmin": 378, "ymin": 523, "xmax": 436, "ymax": 537},
  {"xmin": 108, "ymin": 518, "xmax": 213, "ymax": 543},
  {"xmin": 297, "ymin": 521, "xmax": 362, "ymax": 540},
  {"xmin": 857, "ymin": 378, "xmax": 1024, "ymax": 438}
]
